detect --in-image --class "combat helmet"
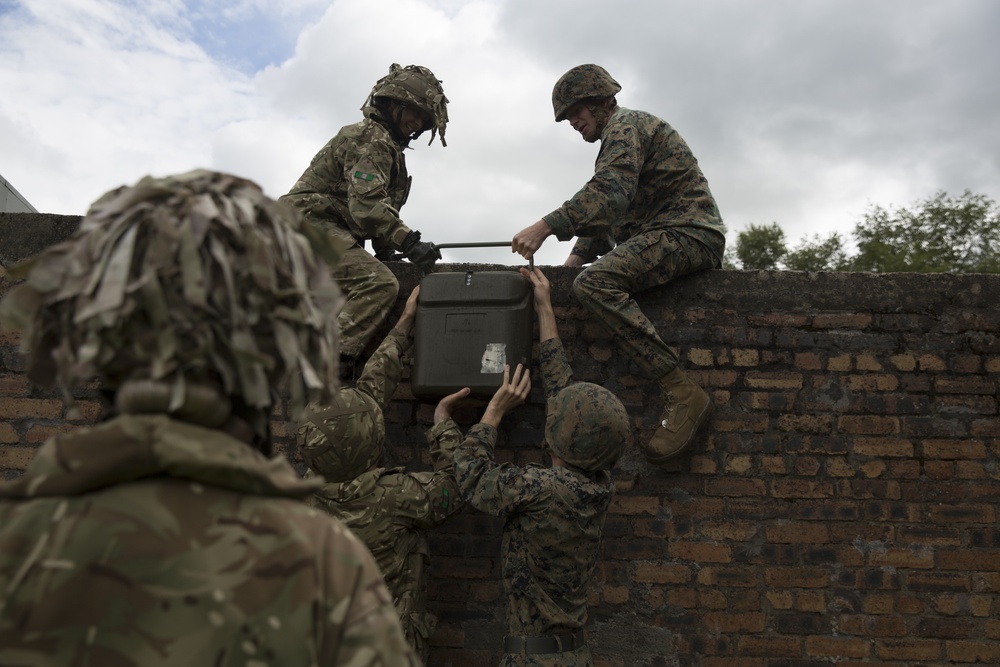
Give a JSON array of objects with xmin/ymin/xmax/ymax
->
[
  {"xmin": 551, "ymin": 64, "xmax": 622, "ymax": 122},
  {"xmin": 298, "ymin": 387, "xmax": 385, "ymax": 482},
  {"xmin": 0, "ymin": 170, "xmax": 343, "ymax": 446},
  {"xmin": 366, "ymin": 63, "xmax": 450, "ymax": 146},
  {"xmin": 544, "ymin": 382, "xmax": 632, "ymax": 471}
]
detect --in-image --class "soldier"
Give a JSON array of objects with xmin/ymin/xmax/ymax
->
[
  {"xmin": 297, "ymin": 286, "xmax": 466, "ymax": 662},
  {"xmin": 452, "ymin": 266, "xmax": 632, "ymax": 666},
  {"xmin": 0, "ymin": 171, "xmax": 419, "ymax": 666},
  {"xmin": 511, "ymin": 64, "xmax": 727, "ymax": 467},
  {"xmin": 282, "ymin": 63, "xmax": 448, "ymax": 377}
]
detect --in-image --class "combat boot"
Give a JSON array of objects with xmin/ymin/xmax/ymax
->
[{"xmin": 644, "ymin": 366, "xmax": 713, "ymax": 465}]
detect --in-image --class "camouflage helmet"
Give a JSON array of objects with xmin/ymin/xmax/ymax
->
[
  {"xmin": 544, "ymin": 382, "xmax": 632, "ymax": 471},
  {"xmin": 0, "ymin": 170, "xmax": 343, "ymax": 438},
  {"xmin": 297, "ymin": 387, "xmax": 385, "ymax": 482},
  {"xmin": 552, "ymin": 64, "xmax": 622, "ymax": 122},
  {"xmin": 366, "ymin": 63, "xmax": 450, "ymax": 146}
]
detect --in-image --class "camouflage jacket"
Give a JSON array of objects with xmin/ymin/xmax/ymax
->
[
  {"xmin": 453, "ymin": 337, "xmax": 614, "ymax": 639},
  {"xmin": 310, "ymin": 419, "xmax": 465, "ymax": 655},
  {"xmin": 0, "ymin": 415, "xmax": 419, "ymax": 667},
  {"xmin": 543, "ymin": 106, "xmax": 726, "ymax": 262},
  {"xmin": 281, "ymin": 112, "xmax": 414, "ymax": 252}
]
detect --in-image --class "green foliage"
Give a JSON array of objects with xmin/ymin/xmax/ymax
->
[
  {"xmin": 735, "ymin": 222, "xmax": 786, "ymax": 270},
  {"xmin": 729, "ymin": 190, "xmax": 1000, "ymax": 273},
  {"xmin": 850, "ymin": 191, "xmax": 1000, "ymax": 273}
]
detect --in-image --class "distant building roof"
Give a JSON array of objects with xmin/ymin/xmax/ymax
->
[{"xmin": 0, "ymin": 174, "xmax": 38, "ymax": 213}]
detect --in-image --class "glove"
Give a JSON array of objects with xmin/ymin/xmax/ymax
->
[{"xmin": 399, "ymin": 231, "xmax": 441, "ymax": 273}]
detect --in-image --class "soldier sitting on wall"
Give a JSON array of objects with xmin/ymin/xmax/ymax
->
[
  {"xmin": 297, "ymin": 285, "xmax": 467, "ymax": 662},
  {"xmin": 452, "ymin": 266, "xmax": 633, "ymax": 667}
]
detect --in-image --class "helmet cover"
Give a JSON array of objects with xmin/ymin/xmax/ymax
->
[
  {"xmin": 366, "ymin": 63, "xmax": 450, "ymax": 146},
  {"xmin": 544, "ymin": 382, "xmax": 632, "ymax": 471},
  {"xmin": 298, "ymin": 387, "xmax": 384, "ymax": 482},
  {"xmin": 552, "ymin": 64, "xmax": 621, "ymax": 122}
]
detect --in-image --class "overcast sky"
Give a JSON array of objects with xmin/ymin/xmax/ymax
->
[{"xmin": 2, "ymin": 0, "xmax": 998, "ymax": 266}]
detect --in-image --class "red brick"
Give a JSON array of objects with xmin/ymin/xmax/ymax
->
[
  {"xmin": 0, "ymin": 374, "xmax": 31, "ymax": 396},
  {"xmin": 766, "ymin": 523, "xmax": 830, "ymax": 544},
  {"xmin": 874, "ymin": 639, "xmax": 942, "ymax": 660},
  {"xmin": 697, "ymin": 566, "xmax": 757, "ymax": 588},
  {"xmin": 805, "ymin": 635, "xmax": 871, "ymax": 658},
  {"xmin": 946, "ymin": 641, "xmax": 1000, "ymax": 663},
  {"xmin": 927, "ymin": 504, "xmax": 995, "ymax": 524},
  {"xmin": 0, "ymin": 397, "xmax": 63, "ymax": 420},
  {"xmin": 869, "ymin": 547, "xmax": 935, "ymax": 569},
  {"xmin": 771, "ymin": 479, "xmax": 835, "ymax": 499},
  {"xmin": 702, "ymin": 611, "xmax": 767, "ymax": 633},
  {"xmin": 765, "ymin": 567, "xmax": 829, "ymax": 588},
  {"xmin": 795, "ymin": 352, "xmax": 823, "ymax": 370},
  {"xmin": 700, "ymin": 521, "xmax": 760, "ymax": 541},
  {"xmin": 713, "ymin": 413, "xmax": 769, "ymax": 432},
  {"xmin": 934, "ymin": 376, "xmax": 996, "ymax": 394},
  {"xmin": 936, "ymin": 550, "xmax": 1000, "ymax": 572},
  {"xmin": 921, "ymin": 439, "xmax": 987, "ymax": 459},
  {"xmin": 852, "ymin": 438, "xmax": 914, "ymax": 457},
  {"xmin": 736, "ymin": 635, "xmax": 801, "ymax": 657},
  {"xmin": 705, "ymin": 477, "xmax": 766, "ymax": 497},
  {"xmin": 777, "ymin": 414, "xmax": 833, "ymax": 433},
  {"xmin": 634, "ymin": 563, "xmax": 692, "ymax": 584},
  {"xmin": 668, "ymin": 541, "xmax": 732, "ymax": 563},
  {"xmin": 838, "ymin": 415, "xmax": 900, "ymax": 435},
  {"xmin": 610, "ymin": 495, "xmax": 660, "ymax": 515},
  {"xmin": 745, "ymin": 371, "xmax": 803, "ymax": 390},
  {"xmin": 0, "ymin": 422, "xmax": 18, "ymax": 444},
  {"xmin": 812, "ymin": 314, "xmax": 873, "ymax": 329},
  {"xmin": 0, "ymin": 445, "xmax": 37, "ymax": 470}
]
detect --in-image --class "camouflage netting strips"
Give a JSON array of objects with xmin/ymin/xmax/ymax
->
[{"xmin": 0, "ymin": 169, "xmax": 343, "ymax": 423}]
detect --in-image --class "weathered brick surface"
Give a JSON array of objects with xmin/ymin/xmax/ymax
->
[{"xmin": 2, "ymin": 216, "xmax": 999, "ymax": 665}]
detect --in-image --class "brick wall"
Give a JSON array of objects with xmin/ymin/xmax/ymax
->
[{"xmin": 2, "ymin": 213, "xmax": 999, "ymax": 666}]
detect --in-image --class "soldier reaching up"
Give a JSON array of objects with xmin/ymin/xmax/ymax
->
[
  {"xmin": 453, "ymin": 266, "xmax": 632, "ymax": 666},
  {"xmin": 297, "ymin": 286, "xmax": 466, "ymax": 662}
]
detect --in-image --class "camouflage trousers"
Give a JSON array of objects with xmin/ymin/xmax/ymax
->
[
  {"xmin": 573, "ymin": 229, "xmax": 722, "ymax": 380},
  {"xmin": 333, "ymin": 245, "xmax": 399, "ymax": 358}
]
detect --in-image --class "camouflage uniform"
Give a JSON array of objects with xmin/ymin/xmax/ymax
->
[
  {"xmin": 299, "ymin": 327, "xmax": 465, "ymax": 662},
  {"xmin": 282, "ymin": 64, "xmax": 448, "ymax": 359},
  {"xmin": 453, "ymin": 337, "xmax": 627, "ymax": 667},
  {"xmin": 0, "ymin": 170, "xmax": 419, "ymax": 666},
  {"xmin": 543, "ymin": 104, "xmax": 727, "ymax": 380},
  {"xmin": 0, "ymin": 415, "xmax": 418, "ymax": 667}
]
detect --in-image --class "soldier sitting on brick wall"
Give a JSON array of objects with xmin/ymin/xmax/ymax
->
[
  {"xmin": 0, "ymin": 170, "xmax": 418, "ymax": 666},
  {"xmin": 452, "ymin": 266, "xmax": 633, "ymax": 667},
  {"xmin": 296, "ymin": 285, "xmax": 467, "ymax": 662},
  {"xmin": 511, "ymin": 64, "xmax": 727, "ymax": 469}
]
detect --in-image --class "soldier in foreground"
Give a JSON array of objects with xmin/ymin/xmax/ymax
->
[
  {"xmin": 511, "ymin": 64, "xmax": 726, "ymax": 467},
  {"xmin": 298, "ymin": 286, "xmax": 466, "ymax": 662},
  {"xmin": 0, "ymin": 171, "xmax": 419, "ymax": 666},
  {"xmin": 453, "ymin": 266, "xmax": 632, "ymax": 666},
  {"xmin": 282, "ymin": 63, "xmax": 448, "ymax": 377}
]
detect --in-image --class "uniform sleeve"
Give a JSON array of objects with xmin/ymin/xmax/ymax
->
[
  {"xmin": 354, "ymin": 328, "xmax": 411, "ymax": 411},
  {"xmin": 542, "ymin": 122, "xmax": 642, "ymax": 242},
  {"xmin": 452, "ymin": 423, "xmax": 547, "ymax": 517},
  {"xmin": 346, "ymin": 140, "xmax": 413, "ymax": 248},
  {"xmin": 316, "ymin": 518, "xmax": 421, "ymax": 666},
  {"xmin": 538, "ymin": 338, "xmax": 574, "ymax": 399},
  {"xmin": 391, "ymin": 419, "xmax": 466, "ymax": 530}
]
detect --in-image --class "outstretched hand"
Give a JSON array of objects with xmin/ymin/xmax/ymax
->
[
  {"xmin": 395, "ymin": 285, "xmax": 421, "ymax": 336},
  {"xmin": 518, "ymin": 266, "xmax": 552, "ymax": 311},
  {"xmin": 434, "ymin": 386, "xmax": 472, "ymax": 425},
  {"xmin": 481, "ymin": 363, "xmax": 530, "ymax": 428}
]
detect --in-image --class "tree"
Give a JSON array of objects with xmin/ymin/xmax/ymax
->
[
  {"xmin": 728, "ymin": 190, "xmax": 1000, "ymax": 273},
  {"xmin": 850, "ymin": 190, "xmax": 1000, "ymax": 273},
  {"xmin": 784, "ymin": 233, "xmax": 850, "ymax": 272},
  {"xmin": 735, "ymin": 222, "xmax": 786, "ymax": 270}
]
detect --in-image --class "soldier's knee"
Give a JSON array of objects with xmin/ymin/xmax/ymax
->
[{"xmin": 573, "ymin": 268, "xmax": 600, "ymax": 304}]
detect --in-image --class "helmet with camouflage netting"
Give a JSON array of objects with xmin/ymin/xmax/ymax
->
[
  {"xmin": 365, "ymin": 63, "xmax": 450, "ymax": 146},
  {"xmin": 297, "ymin": 387, "xmax": 385, "ymax": 482},
  {"xmin": 544, "ymin": 382, "xmax": 632, "ymax": 471},
  {"xmin": 0, "ymin": 170, "xmax": 343, "ymax": 446},
  {"xmin": 551, "ymin": 64, "xmax": 622, "ymax": 122}
]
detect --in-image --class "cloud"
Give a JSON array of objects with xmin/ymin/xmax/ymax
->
[{"xmin": 2, "ymin": 0, "xmax": 998, "ymax": 267}]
